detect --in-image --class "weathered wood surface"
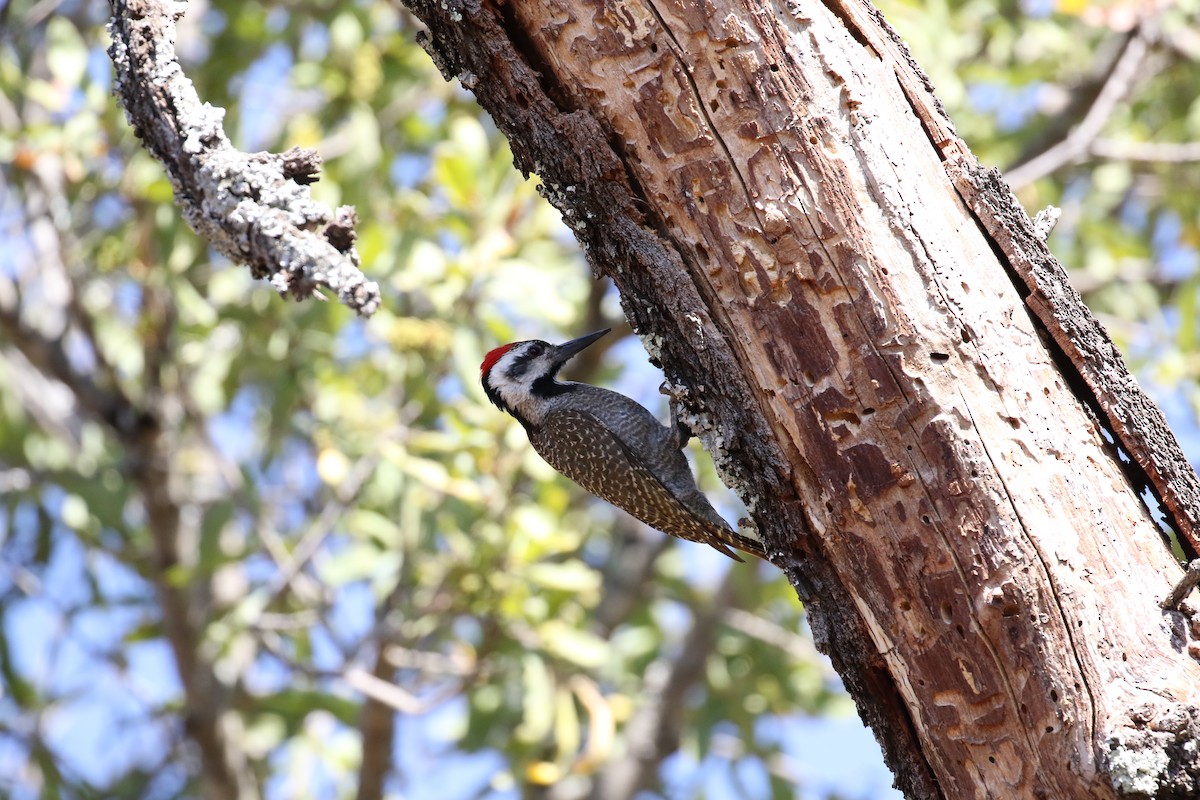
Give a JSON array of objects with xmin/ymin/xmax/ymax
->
[{"xmin": 405, "ymin": 0, "xmax": 1200, "ymax": 796}]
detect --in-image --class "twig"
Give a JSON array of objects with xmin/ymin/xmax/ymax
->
[
  {"xmin": 256, "ymin": 515, "xmax": 325, "ymax": 604},
  {"xmin": 1091, "ymin": 139, "xmax": 1200, "ymax": 163},
  {"xmin": 1162, "ymin": 559, "xmax": 1200, "ymax": 610},
  {"xmin": 0, "ymin": 348, "xmax": 84, "ymax": 447},
  {"xmin": 0, "ymin": 278, "xmax": 144, "ymax": 438},
  {"xmin": 382, "ymin": 645, "xmax": 476, "ymax": 676},
  {"xmin": 249, "ymin": 610, "xmax": 323, "ymax": 631},
  {"xmin": 723, "ymin": 607, "xmax": 831, "ymax": 675},
  {"xmin": 266, "ymin": 449, "xmax": 384, "ymax": 602},
  {"xmin": 1031, "ymin": 205, "xmax": 1061, "ymax": 241},
  {"xmin": 106, "ymin": 0, "xmax": 380, "ymax": 316},
  {"xmin": 588, "ymin": 572, "xmax": 735, "ymax": 800},
  {"xmin": 342, "ymin": 667, "xmax": 458, "ymax": 715}
]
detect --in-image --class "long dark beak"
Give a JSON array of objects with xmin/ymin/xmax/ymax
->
[{"xmin": 552, "ymin": 328, "xmax": 610, "ymax": 368}]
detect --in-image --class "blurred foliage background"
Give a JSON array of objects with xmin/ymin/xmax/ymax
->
[{"xmin": 2, "ymin": 0, "xmax": 1199, "ymax": 798}]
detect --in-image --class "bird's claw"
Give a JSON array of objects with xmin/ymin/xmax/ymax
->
[
  {"xmin": 660, "ymin": 382, "xmax": 693, "ymax": 449},
  {"xmin": 659, "ymin": 380, "xmax": 685, "ymax": 400}
]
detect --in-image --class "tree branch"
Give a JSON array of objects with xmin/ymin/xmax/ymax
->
[
  {"xmin": 590, "ymin": 575, "xmax": 734, "ymax": 800},
  {"xmin": 105, "ymin": 0, "xmax": 381, "ymax": 316},
  {"xmin": 1005, "ymin": 22, "xmax": 1154, "ymax": 190},
  {"xmin": 1090, "ymin": 138, "xmax": 1200, "ymax": 163},
  {"xmin": 351, "ymin": 649, "xmax": 399, "ymax": 800},
  {"xmin": 266, "ymin": 447, "xmax": 386, "ymax": 604},
  {"xmin": 0, "ymin": 276, "xmax": 145, "ymax": 442},
  {"xmin": 0, "ymin": 250, "xmax": 259, "ymax": 800},
  {"xmin": 133, "ymin": 416, "xmax": 262, "ymax": 800}
]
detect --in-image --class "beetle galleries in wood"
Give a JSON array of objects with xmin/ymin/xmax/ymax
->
[{"xmin": 407, "ymin": 0, "xmax": 1200, "ymax": 797}]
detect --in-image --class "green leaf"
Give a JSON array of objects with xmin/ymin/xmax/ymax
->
[
  {"xmin": 516, "ymin": 654, "xmax": 554, "ymax": 744},
  {"xmin": 538, "ymin": 620, "xmax": 609, "ymax": 669},
  {"xmin": 526, "ymin": 560, "xmax": 602, "ymax": 594},
  {"xmin": 46, "ymin": 17, "xmax": 87, "ymax": 89}
]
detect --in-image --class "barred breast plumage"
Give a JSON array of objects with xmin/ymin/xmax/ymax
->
[{"xmin": 481, "ymin": 328, "xmax": 765, "ymax": 561}]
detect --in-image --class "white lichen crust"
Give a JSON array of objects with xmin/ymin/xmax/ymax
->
[
  {"xmin": 107, "ymin": 0, "xmax": 381, "ymax": 316},
  {"xmin": 1105, "ymin": 704, "xmax": 1200, "ymax": 798}
]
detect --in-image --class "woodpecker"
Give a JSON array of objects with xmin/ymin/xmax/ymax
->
[{"xmin": 480, "ymin": 328, "xmax": 765, "ymax": 561}]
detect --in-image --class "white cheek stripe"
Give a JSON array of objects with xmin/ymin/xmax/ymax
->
[{"xmin": 491, "ymin": 351, "xmax": 539, "ymax": 414}]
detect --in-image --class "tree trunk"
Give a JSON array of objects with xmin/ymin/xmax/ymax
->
[{"xmin": 402, "ymin": 0, "xmax": 1200, "ymax": 796}]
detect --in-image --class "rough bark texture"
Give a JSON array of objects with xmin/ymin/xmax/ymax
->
[
  {"xmin": 107, "ymin": 0, "xmax": 381, "ymax": 316},
  {"xmin": 401, "ymin": 0, "xmax": 1200, "ymax": 797}
]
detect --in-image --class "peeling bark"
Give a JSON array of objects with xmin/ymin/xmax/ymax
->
[{"xmin": 402, "ymin": 0, "xmax": 1200, "ymax": 797}]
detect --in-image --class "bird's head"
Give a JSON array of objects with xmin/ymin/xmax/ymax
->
[{"xmin": 480, "ymin": 328, "xmax": 610, "ymax": 425}]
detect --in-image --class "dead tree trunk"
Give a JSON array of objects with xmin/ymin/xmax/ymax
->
[{"xmin": 402, "ymin": 0, "xmax": 1200, "ymax": 796}]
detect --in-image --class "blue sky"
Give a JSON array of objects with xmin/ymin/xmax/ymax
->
[{"xmin": 7, "ymin": 5, "xmax": 1200, "ymax": 797}]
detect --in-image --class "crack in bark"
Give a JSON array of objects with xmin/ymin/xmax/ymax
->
[
  {"xmin": 953, "ymin": 385, "xmax": 1096, "ymax": 788},
  {"xmin": 643, "ymin": 0, "xmax": 768, "ymax": 234},
  {"xmin": 833, "ymin": 0, "xmax": 1200, "ymax": 561}
]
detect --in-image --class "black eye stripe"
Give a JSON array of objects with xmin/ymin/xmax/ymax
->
[{"xmin": 507, "ymin": 344, "xmax": 545, "ymax": 378}]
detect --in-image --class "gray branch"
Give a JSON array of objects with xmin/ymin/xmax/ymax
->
[
  {"xmin": 589, "ymin": 575, "xmax": 736, "ymax": 800},
  {"xmin": 2, "ymin": 178, "xmax": 259, "ymax": 798},
  {"xmin": 1091, "ymin": 138, "xmax": 1200, "ymax": 163},
  {"xmin": 1005, "ymin": 21, "xmax": 1154, "ymax": 190},
  {"xmin": 106, "ymin": 0, "xmax": 381, "ymax": 316}
]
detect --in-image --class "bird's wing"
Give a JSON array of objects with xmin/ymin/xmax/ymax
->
[{"xmin": 529, "ymin": 408, "xmax": 752, "ymax": 561}]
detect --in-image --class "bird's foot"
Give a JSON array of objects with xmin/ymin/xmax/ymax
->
[{"xmin": 660, "ymin": 382, "xmax": 693, "ymax": 449}]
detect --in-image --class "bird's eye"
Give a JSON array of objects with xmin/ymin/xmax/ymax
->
[{"xmin": 507, "ymin": 343, "xmax": 543, "ymax": 378}]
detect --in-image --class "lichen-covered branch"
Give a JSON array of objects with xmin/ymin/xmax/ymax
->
[{"xmin": 106, "ymin": 0, "xmax": 381, "ymax": 317}]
